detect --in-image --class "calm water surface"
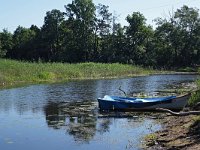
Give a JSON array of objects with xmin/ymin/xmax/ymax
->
[{"xmin": 0, "ymin": 74, "xmax": 198, "ymax": 150}]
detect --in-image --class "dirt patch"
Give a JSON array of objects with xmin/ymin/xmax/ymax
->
[{"xmin": 144, "ymin": 115, "xmax": 200, "ymax": 150}]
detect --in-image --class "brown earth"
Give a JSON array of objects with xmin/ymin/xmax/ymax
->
[{"xmin": 144, "ymin": 115, "xmax": 200, "ymax": 150}]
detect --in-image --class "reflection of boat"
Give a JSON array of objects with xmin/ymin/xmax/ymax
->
[{"xmin": 97, "ymin": 94, "xmax": 191, "ymax": 111}]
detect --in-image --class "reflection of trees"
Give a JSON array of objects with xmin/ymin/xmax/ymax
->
[
  {"xmin": 97, "ymin": 118, "xmax": 111, "ymax": 134},
  {"xmin": 42, "ymin": 79, "xmax": 115, "ymax": 143},
  {"xmin": 44, "ymin": 102, "xmax": 66, "ymax": 129},
  {"xmin": 66, "ymin": 116, "xmax": 97, "ymax": 143},
  {"xmin": 44, "ymin": 100, "xmax": 147, "ymax": 143},
  {"xmin": 62, "ymin": 101, "xmax": 98, "ymax": 142},
  {"xmin": 44, "ymin": 100, "xmax": 112, "ymax": 142}
]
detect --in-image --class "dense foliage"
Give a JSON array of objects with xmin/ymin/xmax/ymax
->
[{"xmin": 0, "ymin": 1, "xmax": 200, "ymax": 68}]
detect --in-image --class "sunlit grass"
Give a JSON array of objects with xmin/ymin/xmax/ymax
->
[
  {"xmin": 188, "ymin": 68, "xmax": 200, "ymax": 106},
  {"xmin": 188, "ymin": 79, "xmax": 200, "ymax": 106},
  {"xmin": 0, "ymin": 59, "xmax": 154, "ymax": 86}
]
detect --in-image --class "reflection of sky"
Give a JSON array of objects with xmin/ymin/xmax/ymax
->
[{"xmin": 0, "ymin": 85, "xmax": 48, "ymax": 114}]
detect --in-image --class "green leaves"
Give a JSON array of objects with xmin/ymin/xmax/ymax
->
[
  {"xmin": 0, "ymin": 29, "xmax": 13, "ymax": 58},
  {"xmin": 64, "ymin": 0, "xmax": 96, "ymax": 62},
  {"xmin": 125, "ymin": 12, "xmax": 153, "ymax": 65},
  {"xmin": 153, "ymin": 5, "xmax": 200, "ymax": 68}
]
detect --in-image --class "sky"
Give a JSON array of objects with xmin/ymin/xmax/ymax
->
[{"xmin": 0, "ymin": 0, "xmax": 200, "ymax": 32}]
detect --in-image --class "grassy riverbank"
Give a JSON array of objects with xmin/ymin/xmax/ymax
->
[{"xmin": 0, "ymin": 59, "xmax": 154, "ymax": 87}]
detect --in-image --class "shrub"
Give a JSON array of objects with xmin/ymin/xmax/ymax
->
[{"xmin": 188, "ymin": 80, "xmax": 200, "ymax": 106}]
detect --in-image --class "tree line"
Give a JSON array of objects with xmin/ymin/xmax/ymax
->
[{"xmin": 0, "ymin": 0, "xmax": 200, "ymax": 68}]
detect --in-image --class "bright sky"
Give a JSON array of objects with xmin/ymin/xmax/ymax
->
[{"xmin": 0, "ymin": 0, "xmax": 200, "ymax": 32}]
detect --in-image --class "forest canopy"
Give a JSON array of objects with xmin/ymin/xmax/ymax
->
[{"xmin": 0, "ymin": 0, "xmax": 200, "ymax": 68}]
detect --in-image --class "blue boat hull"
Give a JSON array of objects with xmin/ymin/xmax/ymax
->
[{"xmin": 98, "ymin": 94, "xmax": 190, "ymax": 111}]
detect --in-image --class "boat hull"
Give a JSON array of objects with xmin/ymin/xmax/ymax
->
[{"xmin": 98, "ymin": 94, "xmax": 190, "ymax": 111}]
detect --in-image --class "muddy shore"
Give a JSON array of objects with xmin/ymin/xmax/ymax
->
[{"xmin": 144, "ymin": 114, "xmax": 200, "ymax": 150}]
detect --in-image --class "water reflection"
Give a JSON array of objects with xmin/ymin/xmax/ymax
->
[
  {"xmin": 44, "ymin": 102, "xmax": 66, "ymax": 128},
  {"xmin": 42, "ymin": 74, "xmax": 198, "ymax": 142},
  {"xmin": 0, "ymin": 74, "xmax": 199, "ymax": 149},
  {"xmin": 44, "ymin": 98, "xmax": 100, "ymax": 142},
  {"xmin": 66, "ymin": 116, "xmax": 97, "ymax": 143},
  {"xmin": 97, "ymin": 118, "xmax": 111, "ymax": 134}
]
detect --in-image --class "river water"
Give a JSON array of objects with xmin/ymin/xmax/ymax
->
[{"xmin": 0, "ymin": 74, "xmax": 198, "ymax": 150}]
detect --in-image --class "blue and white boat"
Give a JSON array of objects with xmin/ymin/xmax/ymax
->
[{"xmin": 97, "ymin": 94, "xmax": 190, "ymax": 111}]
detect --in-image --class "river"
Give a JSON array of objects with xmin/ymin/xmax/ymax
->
[{"xmin": 0, "ymin": 74, "xmax": 198, "ymax": 150}]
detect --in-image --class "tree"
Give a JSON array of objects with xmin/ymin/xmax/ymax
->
[
  {"xmin": 96, "ymin": 4, "xmax": 112, "ymax": 36},
  {"xmin": 0, "ymin": 29, "xmax": 13, "ymax": 58},
  {"xmin": 95, "ymin": 3, "xmax": 113, "ymax": 62},
  {"xmin": 0, "ymin": 40, "xmax": 3, "ymax": 57},
  {"xmin": 109, "ymin": 23, "xmax": 127, "ymax": 63},
  {"xmin": 153, "ymin": 5, "xmax": 200, "ymax": 67},
  {"xmin": 174, "ymin": 5, "xmax": 200, "ymax": 66},
  {"xmin": 12, "ymin": 26, "xmax": 36, "ymax": 60},
  {"xmin": 125, "ymin": 12, "xmax": 153, "ymax": 64},
  {"xmin": 41, "ymin": 9, "xmax": 65, "ymax": 61},
  {"xmin": 64, "ymin": 0, "xmax": 96, "ymax": 62},
  {"xmin": 28, "ymin": 25, "xmax": 43, "ymax": 61},
  {"xmin": 151, "ymin": 22, "xmax": 177, "ymax": 67}
]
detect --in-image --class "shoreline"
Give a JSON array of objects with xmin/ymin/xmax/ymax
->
[
  {"xmin": 144, "ymin": 114, "xmax": 200, "ymax": 150},
  {"xmin": 0, "ymin": 59, "xmax": 199, "ymax": 90},
  {"xmin": 0, "ymin": 72, "xmax": 199, "ymax": 90}
]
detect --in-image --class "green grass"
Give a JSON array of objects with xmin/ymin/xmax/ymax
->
[
  {"xmin": 188, "ymin": 79, "xmax": 200, "ymax": 106},
  {"xmin": 188, "ymin": 67, "xmax": 200, "ymax": 106},
  {"xmin": 0, "ymin": 59, "xmax": 154, "ymax": 86}
]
